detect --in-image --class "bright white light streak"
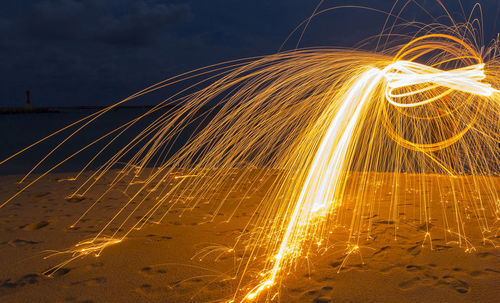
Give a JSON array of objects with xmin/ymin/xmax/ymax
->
[
  {"xmin": 245, "ymin": 68, "xmax": 384, "ymax": 300},
  {"xmin": 384, "ymin": 61, "xmax": 495, "ymax": 108}
]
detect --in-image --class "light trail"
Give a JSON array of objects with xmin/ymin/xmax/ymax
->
[
  {"xmin": 244, "ymin": 52, "xmax": 497, "ymax": 300},
  {"xmin": 245, "ymin": 68, "xmax": 384, "ymax": 300},
  {"xmin": 0, "ymin": 5, "xmax": 499, "ymax": 303}
]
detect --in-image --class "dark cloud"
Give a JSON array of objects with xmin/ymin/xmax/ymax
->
[
  {"xmin": 0, "ymin": 0, "xmax": 196, "ymax": 106},
  {"xmin": 93, "ymin": 2, "xmax": 192, "ymax": 46},
  {"xmin": 20, "ymin": 0, "xmax": 192, "ymax": 46},
  {"xmin": 0, "ymin": 0, "xmax": 498, "ymax": 107}
]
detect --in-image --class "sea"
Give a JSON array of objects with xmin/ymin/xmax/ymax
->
[{"xmin": 0, "ymin": 107, "xmax": 183, "ymax": 175}]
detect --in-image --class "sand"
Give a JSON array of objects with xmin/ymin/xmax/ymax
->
[{"xmin": 0, "ymin": 171, "xmax": 499, "ymax": 303}]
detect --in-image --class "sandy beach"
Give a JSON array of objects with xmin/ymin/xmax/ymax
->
[
  {"xmin": 0, "ymin": 170, "xmax": 499, "ymax": 303},
  {"xmin": 1, "ymin": 0, "xmax": 499, "ymax": 302}
]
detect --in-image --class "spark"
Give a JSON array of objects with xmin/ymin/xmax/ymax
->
[
  {"xmin": 241, "ymin": 42, "xmax": 497, "ymax": 299},
  {"xmin": 1, "ymin": 5, "xmax": 499, "ymax": 303}
]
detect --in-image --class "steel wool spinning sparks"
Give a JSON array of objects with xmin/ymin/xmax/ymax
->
[
  {"xmin": 244, "ymin": 34, "xmax": 498, "ymax": 300},
  {"xmin": 1, "ymin": 8, "xmax": 499, "ymax": 303}
]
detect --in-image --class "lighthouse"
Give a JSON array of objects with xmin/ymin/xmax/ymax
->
[{"xmin": 25, "ymin": 90, "xmax": 32, "ymax": 109}]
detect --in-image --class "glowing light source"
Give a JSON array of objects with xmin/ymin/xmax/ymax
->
[{"xmin": 1, "ymin": 10, "xmax": 499, "ymax": 303}]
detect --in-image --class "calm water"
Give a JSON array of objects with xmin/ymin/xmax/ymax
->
[
  {"xmin": 1, "ymin": 107, "xmax": 496, "ymax": 176},
  {"xmin": 0, "ymin": 108, "xmax": 184, "ymax": 175}
]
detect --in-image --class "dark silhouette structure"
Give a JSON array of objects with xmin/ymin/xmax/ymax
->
[{"xmin": 25, "ymin": 90, "xmax": 31, "ymax": 107}]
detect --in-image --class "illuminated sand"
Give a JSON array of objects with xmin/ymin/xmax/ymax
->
[
  {"xmin": 1, "ymin": 170, "xmax": 498, "ymax": 302},
  {"xmin": 0, "ymin": 25, "xmax": 498, "ymax": 303}
]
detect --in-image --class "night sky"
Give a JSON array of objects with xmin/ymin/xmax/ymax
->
[{"xmin": 0, "ymin": 0, "xmax": 498, "ymax": 107}]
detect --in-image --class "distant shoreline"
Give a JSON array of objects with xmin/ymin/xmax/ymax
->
[{"xmin": 0, "ymin": 105, "xmax": 158, "ymax": 114}]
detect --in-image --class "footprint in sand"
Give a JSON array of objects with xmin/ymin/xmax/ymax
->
[
  {"xmin": 329, "ymin": 253, "xmax": 365, "ymax": 272},
  {"xmin": 21, "ymin": 220, "xmax": 50, "ymax": 231},
  {"xmin": 70, "ymin": 277, "xmax": 107, "ymax": 286},
  {"xmin": 136, "ymin": 283, "xmax": 172, "ymax": 296},
  {"xmin": 438, "ymin": 275, "xmax": 470, "ymax": 293},
  {"xmin": 372, "ymin": 245, "xmax": 391, "ymax": 256},
  {"xmin": 6, "ymin": 238, "xmax": 39, "ymax": 247},
  {"xmin": 398, "ymin": 276, "xmax": 421, "ymax": 289},
  {"xmin": 406, "ymin": 245, "xmax": 421, "ymax": 256},
  {"xmin": 485, "ymin": 268, "xmax": 500, "ymax": 274},
  {"xmin": 374, "ymin": 220, "xmax": 395, "ymax": 225},
  {"xmin": 380, "ymin": 264, "xmax": 401, "ymax": 273},
  {"xmin": 139, "ymin": 265, "xmax": 169, "ymax": 276},
  {"xmin": 405, "ymin": 264, "xmax": 423, "ymax": 272},
  {"xmin": 433, "ymin": 244, "xmax": 453, "ymax": 251},
  {"xmin": 44, "ymin": 267, "xmax": 71, "ymax": 278},
  {"xmin": 469, "ymin": 270, "xmax": 487, "ymax": 277},
  {"xmin": 0, "ymin": 273, "xmax": 41, "ymax": 295},
  {"xmin": 314, "ymin": 296, "xmax": 332, "ymax": 303},
  {"xmin": 145, "ymin": 234, "xmax": 173, "ymax": 242},
  {"xmin": 66, "ymin": 196, "xmax": 86, "ymax": 203},
  {"xmin": 139, "ymin": 283, "xmax": 152, "ymax": 293},
  {"xmin": 139, "ymin": 267, "xmax": 154, "ymax": 276},
  {"xmin": 301, "ymin": 286, "xmax": 333, "ymax": 302},
  {"xmin": 33, "ymin": 192, "xmax": 51, "ymax": 198},
  {"xmin": 314, "ymin": 286, "xmax": 334, "ymax": 302},
  {"xmin": 476, "ymin": 252, "xmax": 495, "ymax": 259},
  {"xmin": 399, "ymin": 265, "xmax": 440, "ymax": 289}
]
